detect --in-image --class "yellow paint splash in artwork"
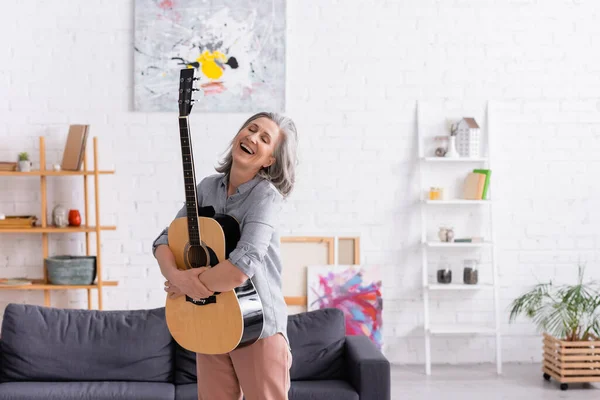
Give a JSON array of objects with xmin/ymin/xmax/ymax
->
[{"xmin": 196, "ymin": 50, "xmax": 228, "ymax": 80}]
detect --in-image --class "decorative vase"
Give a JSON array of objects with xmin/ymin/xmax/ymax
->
[
  {"xmin": 445, "ymin": 136, "xmax": 460, "ymax": 158},
  {"xmin": 18, "ymin": 160, "xmax": 32, "ymax": 172},
  {"xmin": 68, "ymin": 209, "xmax": 81, "ymax": 227}
]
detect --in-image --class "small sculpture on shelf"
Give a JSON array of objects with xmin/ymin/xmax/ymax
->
[
  {"xmin": 52, "ymin": 205, "xmax": 68, "ymax": 228},
  {"xmin": 438, "ymin": 226, "xmax": 454, "ymax": 242}
]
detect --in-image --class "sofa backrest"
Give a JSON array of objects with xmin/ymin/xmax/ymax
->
[
  {"xmin": 0, "ymin": 304, "xmax": 347, "ymax": 384},
  {"xmin": 0, "ymin": 303, "xmax": 174, "ymax": 383},
  {"xmin": 287, "ymin": 308, "xmax": 347, "ymax": 380}
]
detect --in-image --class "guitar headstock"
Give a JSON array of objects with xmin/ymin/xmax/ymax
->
[{"xmin": 178, "ymin": 68, "xmax": 197, "ymax": 117}]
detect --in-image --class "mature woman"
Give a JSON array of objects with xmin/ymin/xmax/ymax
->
[{"xmin": 152, "ymin": 112, "xmax": 298, "ymax": 400}]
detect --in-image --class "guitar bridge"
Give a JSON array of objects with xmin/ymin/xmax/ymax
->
[{"xmin": 186, "ymin": 295, "xmax": 217, "ymax": 306}]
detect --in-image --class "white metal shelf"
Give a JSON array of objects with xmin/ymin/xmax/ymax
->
[
  {"xmin": 427, "ymin": 283, "xmax": 494, "ymax": 291},
  {"xmin": 423, "ymin": 199, "xmax": 492, "ymax": 205},
  {"xmin": 424, "ymin": 241, "xmax": 493, "ymax": 248},
  {"xmin": 416, "ymin": 100, "xmax": 502, "ymax": 376},
  {"xmin": 422, "ymin": 157, "xmax": 488, "ymax": 163},
  {"xmin": 429, "ymin": 325, "xmax": 496, "ymax": 335}
]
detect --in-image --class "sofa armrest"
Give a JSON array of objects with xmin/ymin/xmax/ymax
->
[{"xmin": 345, "ymin": 335, "xmax": 390, "ymax": 400}]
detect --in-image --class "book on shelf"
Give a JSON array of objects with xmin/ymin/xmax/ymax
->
[
  {"xmin": 0, "ymin": 278, "xmax": 32, "ymax": 286},
  {"xmin": 60, "ymin": 124, "xmax": 89, "ymax": 171},
  {"xmin": 0, "ymin": 162, "xmax": 17, "ymax": 171},
  {"xmin": 463, "ymin": 168, "xmax": 491, "ymax": 200},
  {"xmin": 454, "ymin": 237, "xmax": 484, "ymax": 243},
  {"xmin": 0, "ymin": 215, "xmax": 38, "ymax": 228}
]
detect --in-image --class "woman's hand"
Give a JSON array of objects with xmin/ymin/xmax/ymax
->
[
  {"xmin": 165, "ymin": 267, "xmax": 214, "ymax": 300},
  {"xmin": 164, "ymin": 281, "xmax": 185, "ymax": 299}
]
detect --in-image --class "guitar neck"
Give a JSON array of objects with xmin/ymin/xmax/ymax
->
[{"xmin": 178, "ymin": 116, "xmax": 202, "ymax": 246}]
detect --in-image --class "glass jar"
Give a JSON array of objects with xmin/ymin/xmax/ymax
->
[
  {"xmin": 429, "ymin": 187, "xmax": 444, "ymax": 200},
  {"xmin": 463, "ymin": 259, "xmax": 479, "ymax": 284},
  {"xmin": 437, "ymin": 257, "xmax": 452, "ymax": 284}
]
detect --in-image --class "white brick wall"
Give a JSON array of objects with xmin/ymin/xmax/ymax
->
[{"xmin": 1, "ymin": 0, "xmax": 600, "ymax": 366}]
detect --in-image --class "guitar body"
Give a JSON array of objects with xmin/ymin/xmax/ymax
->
[
  {"xmin": 165, "ymin": 213, "xmax": 265, "ymax": 354},
  {"xmin": 164, "ymin": 68, "xmax": 264, "ymax": 355}
]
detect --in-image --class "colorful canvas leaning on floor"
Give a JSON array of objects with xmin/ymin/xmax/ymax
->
[{"xmin": 307, "ymin": 264, "xmax": 383, "ymax": 350}]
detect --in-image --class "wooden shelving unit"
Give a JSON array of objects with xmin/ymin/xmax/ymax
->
[{"xmin": 0, "ymin": 136, "xmax": 117, "ymax": 310}]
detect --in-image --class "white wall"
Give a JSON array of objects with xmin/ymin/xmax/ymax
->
[{"xmin": 1, "ymin": 0, "xmax": 599, "ymax": 366}]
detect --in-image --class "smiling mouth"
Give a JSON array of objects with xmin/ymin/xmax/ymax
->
[{"xmin": 240, "ymin": 143, "xmax": 254, "ymax": 155}]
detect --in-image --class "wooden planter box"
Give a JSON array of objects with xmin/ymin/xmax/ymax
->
[{"xmin": 543, "ymin": 332, "xmax": 600, "ymax": 390}]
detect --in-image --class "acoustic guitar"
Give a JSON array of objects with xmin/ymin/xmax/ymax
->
[{"xmin": 165, "ymin": 68, "xmax": 264, "ymax": 354}]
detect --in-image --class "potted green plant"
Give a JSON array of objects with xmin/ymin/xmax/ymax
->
[
  {"xmin": 508, "ymin": 265, "xmax": 600, "ymax": 390},
  {"xmin": 18, "ymin": 152, "xmax": 32, "ymax": 172}
]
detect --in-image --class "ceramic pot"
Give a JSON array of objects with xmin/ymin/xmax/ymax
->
[
  {"xmin": 18, "ymin": 160, "xmax": 32, "ymax": 172},
  {"xmin": 68, "ymin": 209, "xmax": 81, "ymax": 227}
]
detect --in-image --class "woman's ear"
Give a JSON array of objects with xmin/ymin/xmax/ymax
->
[{"xmin": 263, "ymin": 156, "xmax": 275, "ymax": 169}]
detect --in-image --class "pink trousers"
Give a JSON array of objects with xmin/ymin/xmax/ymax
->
[{"xmin": 196, "ymin": 333, "xmax": 292, "ymax": 400}]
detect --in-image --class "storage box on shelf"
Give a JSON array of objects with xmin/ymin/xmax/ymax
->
[
  {"xmin": 416, "ymin": 101, "xmax": 501, "ymax": 376},
  {"xmin": 0, "ymin": 136, "xmax": 117, "ymax": 310}
]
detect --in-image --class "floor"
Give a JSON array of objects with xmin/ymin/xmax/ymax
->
[{"xmin": 391, "ymin": 363, "xmax": 599, "ymax": 400}]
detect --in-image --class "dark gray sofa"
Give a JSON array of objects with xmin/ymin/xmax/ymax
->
[{"xmin": 0, "ymin": 303, "xmax": 390, "ymax": 400}]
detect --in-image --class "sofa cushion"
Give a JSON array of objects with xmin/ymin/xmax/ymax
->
[
  {"xmin": 289, "ymin": 380, "xmax": 359, "ymax": 400},
  {"xmin": 287, "ymin": 308, "xmax": 346, "ymax": 380},
  {"xmin": 174, "ymin": 342, "xmax": 197, "ymax": 384},
  {"xmin": 174, "ymin": 383, "xmax": 197, "ymax": 400},
  {"xmin": 0, "ymin": 381, "xmax": 174, "ymax": 400},
  {"xmin": 0, "ymin": 303, "xmax": 173, "ymax": 383}
]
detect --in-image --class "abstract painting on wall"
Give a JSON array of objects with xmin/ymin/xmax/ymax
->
[
  {"xmin": 307, "ymin": 265, "xmax": 383, "ymax": 350},
  {"xmin": 134, "ymin": 0, "xmax": 286, "ymax": 112}
]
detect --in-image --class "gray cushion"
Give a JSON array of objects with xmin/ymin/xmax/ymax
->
[
  {"xmin": 175, "ymin": 383, "xmax": 197, "ymax": 400},
  {"xmin": 0, "ymin": 304, "xmax": 173, "ymax": 383},
  {"xmin": 0, "ymin": 382, "xmax": 174, "ymax": 400},
  {"xmin": 287, "ymin": 308, "xmax": 346, "ymax": 380},
  {"xmin": 174, "ymin": 342, "xmax": 197, "ymax": 384},
  {"xmin": 289, "ymin": 380, "xmax": 359, "ymax": 400}
]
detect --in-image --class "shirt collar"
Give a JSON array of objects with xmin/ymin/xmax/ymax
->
[{"xmin": 220, "ymin": 173, "xmax": 263, "ymax": 195}]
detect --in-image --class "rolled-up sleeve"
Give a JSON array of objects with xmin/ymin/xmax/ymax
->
[
  {"xmin": 152, "ymin": 203, "xmax": 187, "ymax": 257},
  {"xmin": 228, "ymin": 188, "xmax": 281, "ymax": 279}
]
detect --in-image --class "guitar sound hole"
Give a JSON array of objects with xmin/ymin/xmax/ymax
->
[{"xmin": 186, "ymin": 245, "xmax": 208, "ymax": 269}]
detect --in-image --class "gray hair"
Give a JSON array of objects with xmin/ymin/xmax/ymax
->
[{"xmin": 215, "ymin": 112, "xmax": 298, "ymax": 198}]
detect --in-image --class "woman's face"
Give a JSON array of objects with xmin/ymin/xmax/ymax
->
[{"xmin": 233, "ymin": 117, "xmax": 281, "ymax": 173}]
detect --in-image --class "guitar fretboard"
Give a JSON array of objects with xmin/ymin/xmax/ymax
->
[{"xmin": 178, "ymin": 116, "xmax": 201, "ymax": 246}]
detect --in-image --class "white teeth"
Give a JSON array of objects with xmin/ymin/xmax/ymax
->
[{"xmin": 240, "ymin": 143, "xmax": 254, "ymax": 155}]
